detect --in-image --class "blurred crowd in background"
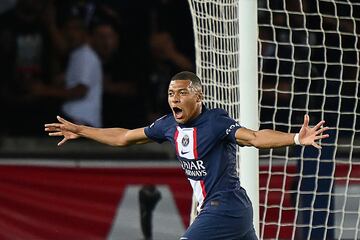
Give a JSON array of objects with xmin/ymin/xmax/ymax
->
[
  {"xmin": 0, "ymin": 0, "xmax": 358, "ymax": 138},
  {"xmin": 258, "ymin": 0, "xmax": 359, "ymax": 130},
  {"xmin": 0, "ymin": 0, "xmax": 194, "ymax": 136}
]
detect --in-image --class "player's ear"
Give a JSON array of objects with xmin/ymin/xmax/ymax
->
[{"xmin": 196, "ymin": 92, "xmax": 203, "ymax": 102}]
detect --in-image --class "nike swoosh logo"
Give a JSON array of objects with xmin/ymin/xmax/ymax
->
[{"xmin": 181, "ymin": 150, "xmax": 190, "ymax": 154}]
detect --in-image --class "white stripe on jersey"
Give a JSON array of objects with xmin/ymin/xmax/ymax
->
[{"xmin": 188, "ymin": 179, "xmax": 206, "ymax": 212}]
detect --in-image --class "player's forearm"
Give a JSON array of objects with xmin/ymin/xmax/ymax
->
[
  {"xmin": 77, "ymin": 125, "xmax": 131, "ymax": 147},
  {"xmin": 251, "ymin": 129, "xmax": 295, "ymax": 149}
]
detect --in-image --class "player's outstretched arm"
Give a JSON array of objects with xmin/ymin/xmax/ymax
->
[
  {"xmin": 235, "ymin": 114, "xmax": 329, "ymax": 149},
  {"xmin": 44, "ymin": 116, "xmax": 150, "ymax": 147}
]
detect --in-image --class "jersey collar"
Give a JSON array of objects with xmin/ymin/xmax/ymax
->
[{"xmin": 178, "ymin": 104, "xmax": 208, "ymax": 127}]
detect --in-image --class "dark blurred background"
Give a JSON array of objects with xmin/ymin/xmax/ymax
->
[
  {"xmin": 0, "ymin": 0, "xmax": 358, "ymax": 160},
  {"xmin": 0, "ymin": 0, "xmax": 195, "ymax": 158}
]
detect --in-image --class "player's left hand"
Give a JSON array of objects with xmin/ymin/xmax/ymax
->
[
  {"xmin": 44, "ymin": 116, "xmax": 81, "ymax": 146},
  {"xmin": 298, "ymin": 114, "xmax": 329, "ymax": 149}
]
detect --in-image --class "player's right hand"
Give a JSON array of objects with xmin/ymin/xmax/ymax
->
[{"xmin": 44, "ymin": 116, "xmax": 81, "ymax": 146}]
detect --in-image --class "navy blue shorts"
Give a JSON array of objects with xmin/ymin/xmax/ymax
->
[{"xmin": 181, "ymin": 206, "xmax": 258, "ymax": 240}]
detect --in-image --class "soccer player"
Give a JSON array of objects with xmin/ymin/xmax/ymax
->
[{"xmin": 45, "ymin": 71, "xmax": 329, "ymax": 240}]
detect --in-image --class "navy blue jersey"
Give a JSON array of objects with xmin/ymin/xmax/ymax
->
[{"xmin": 144, "ymin": 106, "xmax": 252, "ymax": 216}]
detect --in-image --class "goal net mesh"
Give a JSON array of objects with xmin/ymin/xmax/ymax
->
[
  {"xmin": 258, "ymin": 1, "xmax": 359, "ymax": 239},
  {"xmin": 187, "ymin": 0, "xmax": 242, "ymax": 223},
  {"xmin": 188, "ymin": 0, "xmax": 360, "ymax": 239}
]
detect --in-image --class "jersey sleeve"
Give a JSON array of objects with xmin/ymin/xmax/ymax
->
[
  {"xmin": 144, "ymin": 115, "xmax": 168, "ymax": 143},
  {"xmin": 211, "ymin": 109, "xmax": 242, "ymax": 144}
]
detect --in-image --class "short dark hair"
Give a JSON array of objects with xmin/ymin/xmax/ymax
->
[{"xmin": 171, "ymin": 71, "xmax": 202, "ymax": 91}]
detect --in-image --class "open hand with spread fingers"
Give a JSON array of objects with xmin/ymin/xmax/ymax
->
[
  {"xmin": 44, "ymin": 116, "xmax": 81, "ymax": 146},
  {"xmin": 298, "ymin": 114, "xmax": 330, "ymax": 149}
]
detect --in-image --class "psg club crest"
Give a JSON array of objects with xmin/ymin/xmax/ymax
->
[{"xmin": 182, "ymin": 134, "xmax": 190, "ymax": 147}]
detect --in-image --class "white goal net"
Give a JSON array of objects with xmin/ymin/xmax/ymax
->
[
  {"xmin": 187, "ymin": 0, "xmax": 241, "ymax": 115},
  {"xmin": 187, "ymin": 0, "xmax": 244, "ymax": 223},
  {"xmin": 188, "ymin": 0, "xmax": 360, "ymax": 239},
  {"xmin": 258, "ymin": 1, "xmax": 359, "ymax": 239}
]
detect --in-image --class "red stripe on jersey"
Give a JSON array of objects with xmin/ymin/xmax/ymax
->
[
  {"xmin": 200, "ymin": 180, "xmax": 207, "ymax": 198},
  {"xmin": 174, "ymin": 128, "xmax": 179, "ymax": 155},
  {"xmin": 193, "ymin": 128, "xmax": 198, "ymax": 159}
]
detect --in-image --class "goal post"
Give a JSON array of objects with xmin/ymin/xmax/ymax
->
[{"xmin": 238, "ymin": 0, "xmax": 259, "ymax": 236}]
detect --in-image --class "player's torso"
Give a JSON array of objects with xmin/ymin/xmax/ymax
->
[
  {"xmin": 163, "ymin": 110, "xmax": 240, "ymax": 199},
  {"xmin": 155, "ymin": 108, "xmax": 252, "ymax": 215}
]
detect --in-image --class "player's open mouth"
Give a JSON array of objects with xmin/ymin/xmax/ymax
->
[{"xmin": 172, "ymin": 107, "xmax": 183, "ymax": 119}]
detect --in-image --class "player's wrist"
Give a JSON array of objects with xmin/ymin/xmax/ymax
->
[
  {"xmin": 293, "ymin": 133, "xmax": 302, "ymax": 145},
  {"xmin": 76, "ymin": 124, "xmax": 87, "ymax": 136}
]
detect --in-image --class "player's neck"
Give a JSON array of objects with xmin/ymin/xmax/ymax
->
[{"xmin": 183, "ymin": 103, "xmax": 203, "ymax": 126}]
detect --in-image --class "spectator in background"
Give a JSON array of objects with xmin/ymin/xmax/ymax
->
[
  {"xmin": 147, "ymin": 32, "xmax": 194, "ymax": 122},
  {"xmin": 0, "ymin": 0, "xmax": 58, "ymax": 135},
  {"xmin": 149, "ymin": 0, "xmax": 194, "ymax": 59},
  {"xmin": 52, "ymin": 0, "xmax": 145, "ymax": 128},
  {"xmin": 61, "ymin": 16, "xmax": 103, "ymax": 127},
  {"xmin": 146, "ymin": 0, "xmax": 195, "ymax": 122},
  {"xmin": 37, "ymin": 1, "xmax": 148, "ymax": 129},
  {"xmin": 90, "ymin": 14, "xmax": 145, "ymax": 128},
  {"xmin": 33, "ymin": 15, "xmax": 103, "ymax": 127}
]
